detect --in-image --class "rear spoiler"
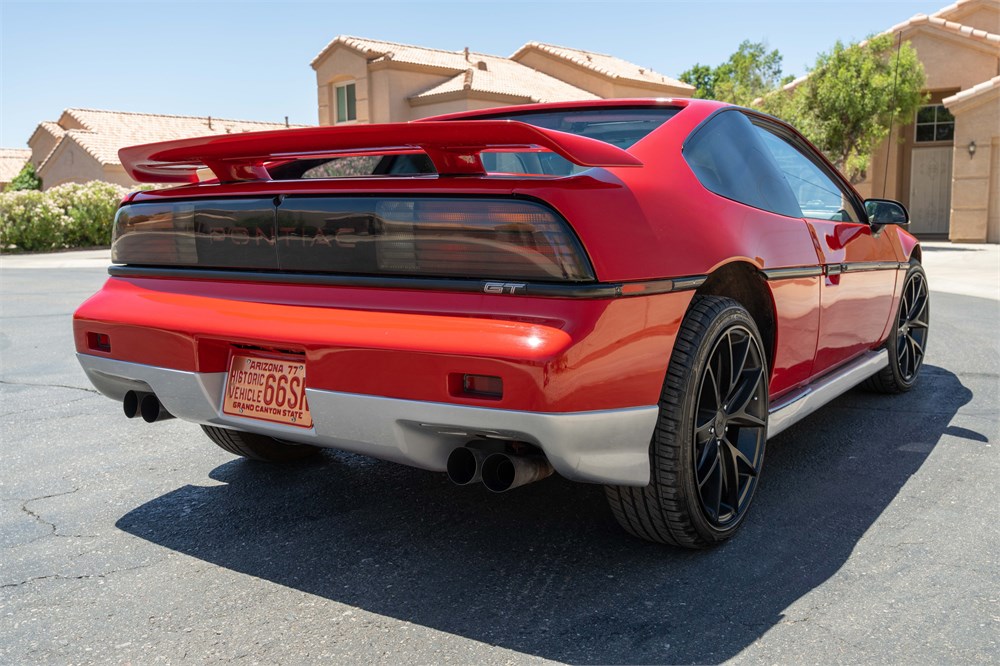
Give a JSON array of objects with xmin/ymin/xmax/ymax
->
[{"xmin": 118, "ymin": 120, "xmax": 643, "ymax": 183}]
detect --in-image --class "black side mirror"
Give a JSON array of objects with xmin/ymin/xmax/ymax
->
[{"xmin": 865, "ymin": 199, "xmax": 909, "ymax": 226}]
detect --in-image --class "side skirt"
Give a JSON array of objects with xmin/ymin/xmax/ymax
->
[{"xmin": 767, "ymin": 349, "xmax": 889, "ymax": 439}]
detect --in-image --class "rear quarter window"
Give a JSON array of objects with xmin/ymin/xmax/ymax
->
[{"xmin": 682, "ymin": 110, "xmax": 802, "ymax": 219}]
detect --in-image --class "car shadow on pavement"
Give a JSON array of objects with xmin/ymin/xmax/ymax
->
[{"xmin": 117, "ymin": 364, "xmax": 975, "ymax": 664}]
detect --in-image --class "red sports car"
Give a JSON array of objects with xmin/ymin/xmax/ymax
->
[{"xmin": 73, "ymin": 99, "xmax": 928, "ymax": 548}]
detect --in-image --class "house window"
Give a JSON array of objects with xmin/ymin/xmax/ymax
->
[
  {"xmin": 336, "ymin": 83, "xmax": 357, "ymax": 123},
  {"xmin": 915, "ymin": 104, "xmax": 954, "ymax": 142}
]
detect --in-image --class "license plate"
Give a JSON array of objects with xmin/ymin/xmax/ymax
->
[{"xmin": 222, "ymin": 354, "xmax": 313, "ymax": 428}]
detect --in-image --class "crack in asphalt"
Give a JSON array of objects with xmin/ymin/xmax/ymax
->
[
  {"xmin": 0, "ymin": 380, "xmax": 100, "ymax": 395},
  {"xmin": 0, "ymin": 564, "xmax": 152, "ymax": 590},
  {"xmin": 13, "ymin": 488, "xmax": 99, "ymax": 545}
]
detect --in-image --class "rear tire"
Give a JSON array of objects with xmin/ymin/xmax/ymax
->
[
  {"xmin": 865, "ymin": 262, "xmax": 929, "ymax": 394},
  {"xmin": 201, "ymin": 425, "xmax": 320, "ymax": 462},
  {"xmin": 606, "ymin": 296, "xmax": 769, "ymax": 548}
]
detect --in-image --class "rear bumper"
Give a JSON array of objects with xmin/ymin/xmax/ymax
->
[{"xmin": 78, "ymin": 354, "xmax": 658, "ymax": 486}]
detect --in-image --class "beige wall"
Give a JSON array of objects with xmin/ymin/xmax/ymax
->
[
  {"xmin": 910, "ymin": 28, "xmax": 999, "ymax": 91},
  {"xmin": 314, "ymin": 47, "xmax": 371, "ymax": 126},
  {"xmin": 37, "ymin": 140, "xmax": 132, "ymax": 190},
  {"xmin": 946, "ymin": 4, "xmax": 1000, "ymax": 33},
  {"xmin": 369, "ymin": 66, "xmax": 453, "ymax": 123},
  {"xmin": 946, "ymin": 87, "xmax": 1000, "ymax": 242},
  {"xmin": 28, "ymin": 127, "xmax": 61, "ymax": 168}
]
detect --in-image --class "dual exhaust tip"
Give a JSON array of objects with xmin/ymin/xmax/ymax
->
[
  {"xmin": 446, "ymin": 446, "xmax": 553, "ymax": 493},
  {"xmin": 123, "ymin": 390, "xmax": 174, "ymax": 423}
]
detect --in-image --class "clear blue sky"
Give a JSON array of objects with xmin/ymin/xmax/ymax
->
[{"xmin": 1, "ymin": 0, "xmax": 946, "ymax": 147}]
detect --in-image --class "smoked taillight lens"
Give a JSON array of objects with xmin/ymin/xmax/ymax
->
[
  {"xmin": 367, "ymin": 199, "xmax": 593, "ymax": 281},
  {"xmin": 112, "ymin": 197, "xmax": 595, "ymax": 282}
]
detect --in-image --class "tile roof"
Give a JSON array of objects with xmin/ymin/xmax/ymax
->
[
  {"xmin": 411, "ymin": 59, "xmax": 600, "ymax": 103},
  {"xmin": 38, "ymin": 109, "xmax": 306, "ymax": 170},
  {"xmin": 887, "ymin": 12, "xmax": 1000, "ymax": 43},
  {"xmin": 932, "ymin": 0, "xmax": 1000, "ymax": 21},
  {"xmin": 943, "ymin": 74, "xmax": 1000, "ymax": 107},
  {"xmin": 512, "ymin": 42, "xmax": 694, "ymax": 90},
  {"xmin": 0, "ymin": 148, "xmax": 31, "ymax": 184},
  {"xmin": 313, "ymin": 36, "xmax": 494, "ymax": 71}
]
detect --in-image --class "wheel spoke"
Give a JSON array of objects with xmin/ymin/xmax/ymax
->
[
  {"xmin": 721, "ymin": 443, "xmax": 740, "ymax": 513},
  {"xmin": 728, "ymin": 333, "xmax": 751, "ymax": 402},
  {"xmin": 726, "ymin": 366, "xmax": 765, "ymax": 427},
  {"xmin": 725, "ymin": 437, "xmax": 758, "ymax": 478},
  {"xmin": 705, "ymin": 365, "xmax": 722, "ymax": 412},
  {"xmin": 697, "ymin": 450, "xmax": 720, "ymax": 489},
  {"xmin": 907, "ymin": 293, "xmax": 927, "ymax": 322},
  {"xmin": 702, "ymin": 452, "xmax": 723, "ymax": 520},
  {"xmin": 723, "ymin": 331, "xmax": 737, "ymax": 400},
  {"xmin": 900, "ymin": 338, "xmax": 911, "ymax": 377}
]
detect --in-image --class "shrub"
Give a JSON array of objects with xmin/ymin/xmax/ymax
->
[
  {"xmin": 48, "ymin": 181, "xmax": 128, "ymax": 247},
  {"xmin": 4, "ymin": 162, "xmax": 42, "ymax": 192},
  {"xmin": 0, "ymin": 180, "xmax": 131, "ymax": 252},
  {"xmin": 0, "ymin": 190, "xmax": 70, "ymax": 251}
]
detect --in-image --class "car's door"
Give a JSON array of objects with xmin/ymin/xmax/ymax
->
[{"xmin": 752, "ymin": 121, "xmax": 898, "ymax": 376}]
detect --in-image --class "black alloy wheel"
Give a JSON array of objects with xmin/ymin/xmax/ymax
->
[
  {"xmin": 866, "ymin": 262, "xmax": 930, "ymax": 394},
  {"xmin": 692, "ymin": 325, "xmax": 768, "ymax": 528},
  {"xmin": 606, "ymin": 296, "xmax": 770, "ymax": 548},
  {"xmin": 895, "ymin": 268, "xmax": 929, "ymax": 382}
]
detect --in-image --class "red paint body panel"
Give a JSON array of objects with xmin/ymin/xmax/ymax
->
[
  {"xmin": 74, "ymin": 277, "xmax": 692, "ymax": 412},
  {"xmin": 806, "ymin": 220, "xmax": 899, "ymax": 371},
  {"xmin": 767, "ymin": 277, "xmax": 822, "ymax": 397}
]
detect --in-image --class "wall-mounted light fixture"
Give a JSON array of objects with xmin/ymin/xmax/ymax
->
[{"xmin": 968, "ymin": 140, "xmax": 977, "ymax": 157}]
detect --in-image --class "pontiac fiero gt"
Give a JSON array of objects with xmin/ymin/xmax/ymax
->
[{"xmin": 73, "ymin": 99, "xmax": 928, "ymax": 547}]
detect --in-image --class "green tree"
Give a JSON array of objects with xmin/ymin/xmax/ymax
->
[
  {"xmin": 757, "ymin": 33, "xmax": 926, "ymax": 183},
  {"xmin": 679, "ymin": 63, "xmax": 717, "ymax": 100},
  {"xmin": 4, "ymin": 161, "xmax": 42, "ymax": 192},
  {"xmin": 681, "ymin": 41, "xmax": 785, "ymax": 106}
]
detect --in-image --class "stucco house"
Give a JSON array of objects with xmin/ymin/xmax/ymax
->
[
  {"xmin": 26, "ymin": 109, "xmax": 303, "ymax": 190},
  {"xmin": 310, "ymin": 36, "xmax": 694, "ymax": 126},
  {"xmin": 0, "ymin": 148, "xmax": 31, "ymax": 189},
  {"xmin": 856, "ymin": 0, "xmax": 999, "ymax": 242}
]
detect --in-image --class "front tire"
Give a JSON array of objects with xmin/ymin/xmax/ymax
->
[
  {"xmin": 606, "ymin": 296, "xmax": 769, "ymax": 548},
  {"xmin": 201, "ymin": 425, "xmax": 320, "ymax": 462}
]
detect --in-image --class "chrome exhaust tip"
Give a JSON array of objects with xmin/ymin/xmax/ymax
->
[
  {"xmin": 446, "ymin": 446, "xmax": 487, "ymax": 485},
  {"xmin": 481, "ymin": 453, "xmax": 553, "ymax": 493}
]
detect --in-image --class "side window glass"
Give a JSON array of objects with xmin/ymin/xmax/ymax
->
[
  {"xmin": 752, "ymin": 125, "xmax": 861, "ymax": 223},
  {"xmin": 683, "ymin": 111, "xmax": 801, "ymax": 218}
]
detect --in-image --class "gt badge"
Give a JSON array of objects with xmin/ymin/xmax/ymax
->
[{"xmin": 483, "ymin": 282, "xmax": 527, "ymax": 295}]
